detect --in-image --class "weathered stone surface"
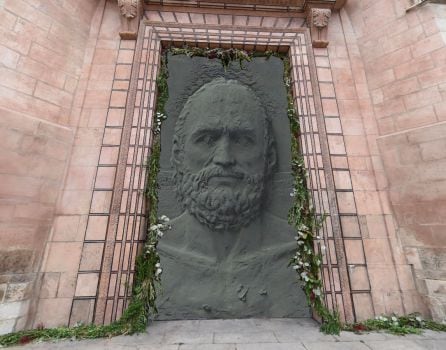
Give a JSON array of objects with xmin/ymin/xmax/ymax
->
[
  {"xmin": 0, "ymin": 249, "xmax": 33, "ymax": 274},
  {"xmin": 157, "ymin": 55, "xmax": 307, "ymax": 319}
]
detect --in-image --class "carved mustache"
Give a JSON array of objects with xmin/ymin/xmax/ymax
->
[{"xmin": 197, "ymin": 166, "xmax": 245, "ymax": 183}]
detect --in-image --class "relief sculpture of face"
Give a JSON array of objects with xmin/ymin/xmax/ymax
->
[{"xmin": 171, "ymin": 78, "xmax": 276, "ymax": 231}]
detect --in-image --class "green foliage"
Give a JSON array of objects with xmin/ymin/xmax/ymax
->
[
  {"xmin": 0, "ymin": 323, "xmax": 128, "ymax": 347},
  {"xmin": 282, "ymin": 56, "xmax": 341, "ymax": 335},
  {"xmin": 116, "ymin": 55, "xmax": 170, "ymax": 333},
  {"xmin": 170, "ymin": 46, "xmax": 251, "ymax": 70},
  {"xmin": 344, "ymin": 313, "xmax": 446, "ymax": 335}
]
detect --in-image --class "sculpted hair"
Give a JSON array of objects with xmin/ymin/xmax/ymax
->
[{"xmin": 171, "ymin": 78, "xmax": 277, "ymax": 178}]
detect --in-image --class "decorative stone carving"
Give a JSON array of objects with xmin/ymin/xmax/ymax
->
[
  {"xmin": 307, "ymin": 8, "xmax": 332, "ymax": 48},
  {"xmin": 117, "ymin": 0, "xmax": 142, "ymax": 40},
  {"xmin": 157, "ymin": 56, "xmax": 309, "ymax": 319}
]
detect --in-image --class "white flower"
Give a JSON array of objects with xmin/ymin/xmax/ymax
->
[
  {"xmin": 391, "ymin": 316, "xmax": 397, "ymax": 322},
  {"xmin": 160, "ymin": 215, "xmax": 170, "ymax": 222},
  {"xmin": 157, "ymin": 230, "xmax": 164, "ymax": 238},
  {"xmin": 415, "ymin": 316, "xmax": 422, "ymax": 322},
  {"xmin": 320, "ymin": 245, "xmax": 326, "ymax": 251},
  {"xmin": 155, "ymin": 263, "xmax": 161, "ymax": 268},
  {"xmin": 149, "ymin": 225, "xmax": 158, "ymax": 231},
  {"xmin": 313, "ymin": 288, "xmax": 321, "ymax": 296},
  {"xmin": 155, "ymin": 268, "xmax": 162, "ymax": 276},
  {"xmin": 292, "ymin": 265, "xmax": 299, "ymax": 270}
]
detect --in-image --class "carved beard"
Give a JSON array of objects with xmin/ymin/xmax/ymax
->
[{"xmin": 174, "ymin": 166, "xmax": 265, "ymax": 232}]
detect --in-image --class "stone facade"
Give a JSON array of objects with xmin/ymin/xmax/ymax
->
[{"xmin": 0, "ymin": 0, "xmax": 445, "ymax": 334}]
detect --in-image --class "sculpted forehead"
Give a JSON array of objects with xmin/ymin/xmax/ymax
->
[{"xmin": 181, "ymin": 81, "xmax": 266, "ymax": 132}]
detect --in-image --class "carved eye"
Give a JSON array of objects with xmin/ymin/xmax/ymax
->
[
  {"xmin": 195, "ymin": 133, "xmax": 218, "ymax": 146},
  {"xmin": 232, "ymin": 134, "xmax": 255, "ymax": 147}
]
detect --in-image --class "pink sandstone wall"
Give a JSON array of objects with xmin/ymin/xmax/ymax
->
[
  {"xmin": 2, "ymin": 0, "xmax": 445, "ymax": 332},
  {"xmin": 33, "ymin": 0, "xmax": 125, "ymax": 329},
  {"xmin": 0, "ymin": 0, "xmax": 101, "ymax": 334},
  {"xmin": 341, "ymin": 0, "xmax": 446, "ymax": 320}
]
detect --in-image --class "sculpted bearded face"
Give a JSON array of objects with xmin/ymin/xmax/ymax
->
[{"xmin": 171, "ymin": 78, "xmax": 277, "ymax": 232}]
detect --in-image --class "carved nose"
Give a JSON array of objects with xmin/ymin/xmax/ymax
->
[{"xmin": 213, "ymin": 138, "xmax": 235, "ymax": 167}]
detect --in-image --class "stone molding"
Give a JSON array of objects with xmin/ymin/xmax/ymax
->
[
  {"xmin": 143, "ymin": 0, "xmax": 347, "ymax": 12},
  {"xmin": 118, "ymin": 0, "xmax": 143, "ymax": 39},
  {"xmin": 307, "ymin": 7, "xmax": 332, "ymax": 48}
]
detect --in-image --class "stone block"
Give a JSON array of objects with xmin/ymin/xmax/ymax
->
[
  {"xmin": 403, "ymin": 86, "xmax": 442, "ymax": 111},
  {"xmin": 115, "ymin": 64, "xmax": 132, "ymax": 80},
  {"xmin": 352, "ymin": 293, "xmax": 374, "ymax": 321},
  {"xmin": 39, "ymin": 272, "xmax": 60, "ymax": 298},
  {"xmin": 5, "ymin": 282, "xmax": 32, "ymax": 302},
  {"xmin": 363, "ymin": 239, "xmax": 393, "ymax": 265},
  {"xmin": 93, "ymin": 49, "xmax": 118, "ymax": 65},
  {"xmin": 411, "ymin": 32, "xmax": 446, "ymax": 58},
  {"xmin": 90, "ymin": 64, "xmax": 116, "ymax": 81},
  {"xmin": 355, "ymin": 191, "xmax": 383, "ymax": 215},
  {"xmin": 0, "ymin": 284, "xmax": 6, "ymax": 303},
  {"xmin": 0, "ymin": 300, "xmax": 28, "ymax": 320},
  {"xmin": 65, "ymin": 166, "xmax": 96, "ymax": 190},
  {"xmin": 59, "ymin": 190, "xmax": 92, "ymax": 214},
  {"xmin": 0, "ymin": 67, "xmax": 36, "ymax": 95},
  {"xmin": 336, "ymin": 191, "xmax": 356, "ymax": 214},
  {"xmin": 69, "ymin": 299, "xmax": 94, "ymax": 326},
  {"xmin": 349, "ymin": 265, "xmax": 371, "ymax": 291},
  {"xmin": 110, "ymin": 90, "xmax": 128, "ymax": 108},
  {"xmin": 0, "ymin": 319, "xmax": 15, "ymax": 336},
  {"xmin": 52, "ymin": 215, "xmax": 87, "ymax": 242},
  {"xmin": 34, "ymin": 81, "xmax": 73, "ymax": 107},
  {"xmin": 333, "ymin": 170, "xmax": 353, "ymax": 190},
  {"xmin": 83, "ymin": 89, "xmax": 112, "ymax": 108},
  {"xmin": 79, "ymin": 243, "xmax": 104, "ymax": 271},
  {"xmin": 45, "ymin": 242, "xmax": 82, "ymax": 272},
  {"xmin": 57, "ymin": 272, "xmax": 77, "ymax": 298},
  {"xmin": 117, "ymin": 49, "xmax": 134, "ymax": 64},
  {"xmin": 344, "ymin": 239, "xmax": 366, "ymax": 264},
  {"xmin": 34, "ymin": 298, "xmax": 71, "ymax": 328},
  {"xmin": 90, "ymin": 190, "xmax": 112, "ymax": 214},
  {"xmin": 85, "ymin": 215, "xmax": 109, "ymax": 241},
  {"xmin": 75, "ymin": 127, "xmax": 104, "ymax": 147},
  {"xmin": 340, "ymin": 215, "xmax": 361, "ymax": 238},
  {"xmin": 328, "ymin": 135, "xmax": 346, "ymax": 155},
  {"xmin": 70, "ymin": 146, "xmax": 101, "ymax": 166},
  {"xmin": 0, "ymin": 44, "xmax": 20, "ymax": 69},
  {"xmin": 322, "ymin": 99, "xmax": 339, "ymax": 117},
  {"xmin": 75, "ymin": 273, "xmax": 99, "ymax": 297},
  {"xmin": 325, "ymin": 117, "xmax": 342, "ymax": 134},
  {"xmin": 0, "ymin": 249, "xmax": 33, "ymax": 274},
  {"xmin": 99, "ymin": 146, "xmax": 120, "ymax": 165},
  {"xmin": 103, "ymin": 128, "xmax": 123, "ymax": 145},
  {"xmin": 95, "ymin": 166, "xmax": 116, "ymax": 189}
]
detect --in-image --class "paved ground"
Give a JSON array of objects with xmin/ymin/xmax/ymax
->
[{"xmin": 6, "ymin": 318, "xmax": 446, "ymax": 349}]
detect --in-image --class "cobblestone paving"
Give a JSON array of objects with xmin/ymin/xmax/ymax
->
[{"xmin": 7, "ymin": 318, "xmax": 446, "ymax": 349}]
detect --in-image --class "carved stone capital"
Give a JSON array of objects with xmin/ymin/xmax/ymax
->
[
  {"xmin": 307, "ymin": 7, "xmax": 332, "ymax": 48},
  {"xmin": 118, "ymin": 0, "xmax": 143, "ymax": 40}
]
